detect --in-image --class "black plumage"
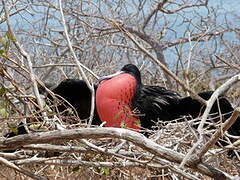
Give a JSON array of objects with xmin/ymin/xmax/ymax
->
[
  {"xmin": 112, "ymin": 64, "xmax": 240, "ymax": 136},
  {"xmin": 177, "ymin": 92, "xmax": 240, "ymax": 136},
  {"xmin": 47, "ymin": 79, "xmax": 101, "ymax": 125},
  {"xmin": 4, "ymin": 79, "xmax": 101, "ymax": 138},
  {"xmin": 4, "ymin": 122, "xmax": 28, "ymax": 138},
  {"xmin": 133, "ymin": 85, "xmax": 181, "ymax": 129}
]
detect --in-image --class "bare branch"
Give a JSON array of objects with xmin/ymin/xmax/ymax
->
[
  {"xmin": 197, "ymin": 107, "xmax": 240, "ymax": 157},
  {"xmin": 58, "ymin": 0, "xmax": 97, "ymax": 126},
  {"xmin": 158, "ymin": 1, "xmax": 208, "ymax": 14},
  {"xmin": 198, "ymin": 74, "xmax": 240, "ymax": 133},
  {"xmin": 111, "ymin": 21, "xmax": 207, "ymax": 105},
  {"xmin": 2, "ymin": 0, "xmax": 44, "ymax": 112},
  {"xmin": 1, "ymin": 128, "xmax": 234, "ymax": 179},
  {"xmin": 0, "ymin": 4, "xmax": 28, "ymax": 24},
  {"xmin": 0, "ymin": 157, "xmax": 48, "ymax": 180},
  {"xmin": 215, "ymin": 55, "xmax": 240, "ymax": 72},
  {"xmin": 142, "ymin": 0, "xmax": 168, "ymax": 30},
  {"xmin": 164, "ymin": 28, "xmax": 240, "ymax": 49},
  {"xmin": 180, "ymin": 74, "xmax": 240, "ymax": 167}
]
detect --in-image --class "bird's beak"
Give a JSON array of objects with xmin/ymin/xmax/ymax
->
[{"xmin": 98, "ymin": 71, "xmax": 124, "ymax": 82}]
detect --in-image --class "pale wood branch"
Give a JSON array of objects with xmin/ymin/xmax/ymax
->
[
  {"xmin": 198, "ymin": 74, "xmax": 240, "ymax": 133},
  {"xmin": 180, "ymin": 74, "xmax": 240, "ymax": 167},
  {"xmin": 164, "ymin": 28, "xmax": 240, "ymax": 49},
  {"xmin": 110, "ymin": 21, "xmax": 207, "ymax": 105},
  {"xmin": 0, "ymin": 157, "xmax": 48, "ymax": 180},
  {"xmin": 58, "ymin": 0, "xmax": 96, "ymax": 126},
  {"xmin": 13, "ymin": 157, "xmax": 201, "ymax": 180},
  {"xmin": 0, "ymin": 127, "xmax": 234, "ymax": 179},
  {"xmin": 197, "ymin": 107, "xmax": 240, "ymax": 157},
  {"xmin": 158, "ymin": 1, "xmax": 208, "ymax": 14},
  {"xmin": 215, "ymin": 55, "xmax": 240, "ymax": 72},
  {"xmin": 2, "ymin": 0, "xmax": 44, "ymax": 112}
]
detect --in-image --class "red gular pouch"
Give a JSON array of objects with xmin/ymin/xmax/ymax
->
[{"xmin": 96, "ymin": 73, "xmax": 141, "ymax": 131}]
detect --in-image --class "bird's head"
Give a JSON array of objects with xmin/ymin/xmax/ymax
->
[{"xmin": 98, "ymin": 64, "xmax": 142, "ymax": 85}]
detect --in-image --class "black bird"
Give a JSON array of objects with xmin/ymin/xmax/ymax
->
[
  {"xmin": 4, "ymin": 122, "xmax": 28, "ymax": 138},
  {"xmin": 96, "ymin": 64, "xmax": 240, "ymax": 137},
  {"xmin": 4, "ymin": 79, "xmax": 101, "ymax": 138},
  {"xmin": 5, "ymin": 65, "xmax": 240, "ymax": 142},
  {"xmin": 47, "ymin": 79, "xmax": 101, "ymax": 125}
]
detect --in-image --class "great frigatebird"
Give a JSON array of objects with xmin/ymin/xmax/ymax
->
[
  {"xmin": 96, "ymin": 64, "xmax": 240, "ymax": 137},
  {"xmin": 6, "ymin": 65, "xmax": 240, "ymax": 142}
]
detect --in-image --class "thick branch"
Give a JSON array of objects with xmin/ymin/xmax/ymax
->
[
  {"xmin": 180, "ymin": 74, "xmax": 240, "ymax": 167},
  {"xmin": 0, "ymin": 128, "xmax": 233, "ymax": 179},
  {"xmin": 124, "ymin": 26, "xmax": 172, "ymax": 87},
  {"xmin": 0, "ymin": 157, "xmax": 47, "ymax": 180},
  {"xmin": 198, "ymin": 74, "xmax": 240, "ymax": 132},
  {"xmin": 197, "ymin": 108, "xmax": 240, "ymax": 157}
]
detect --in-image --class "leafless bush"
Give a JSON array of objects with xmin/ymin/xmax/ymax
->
[{"xmin": 0, "ymin": 0, "xmax": 240, "ymax": 179}]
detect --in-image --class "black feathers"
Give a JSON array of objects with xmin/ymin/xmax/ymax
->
[
  {"xmin": 133, "ymin": 85, "xmax": 181, "ymax": 129},
  {"xmin": 47, "ymin": 79, "xmax": 101, "ymax": 125},
  {"xmin": 115, "ymin": 64, "xmax": 240, "ymax": 138}
]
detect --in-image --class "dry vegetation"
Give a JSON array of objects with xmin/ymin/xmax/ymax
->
[{"xmin": 0, "ymin": 0, "xmax": 240, "ymax": 179}]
